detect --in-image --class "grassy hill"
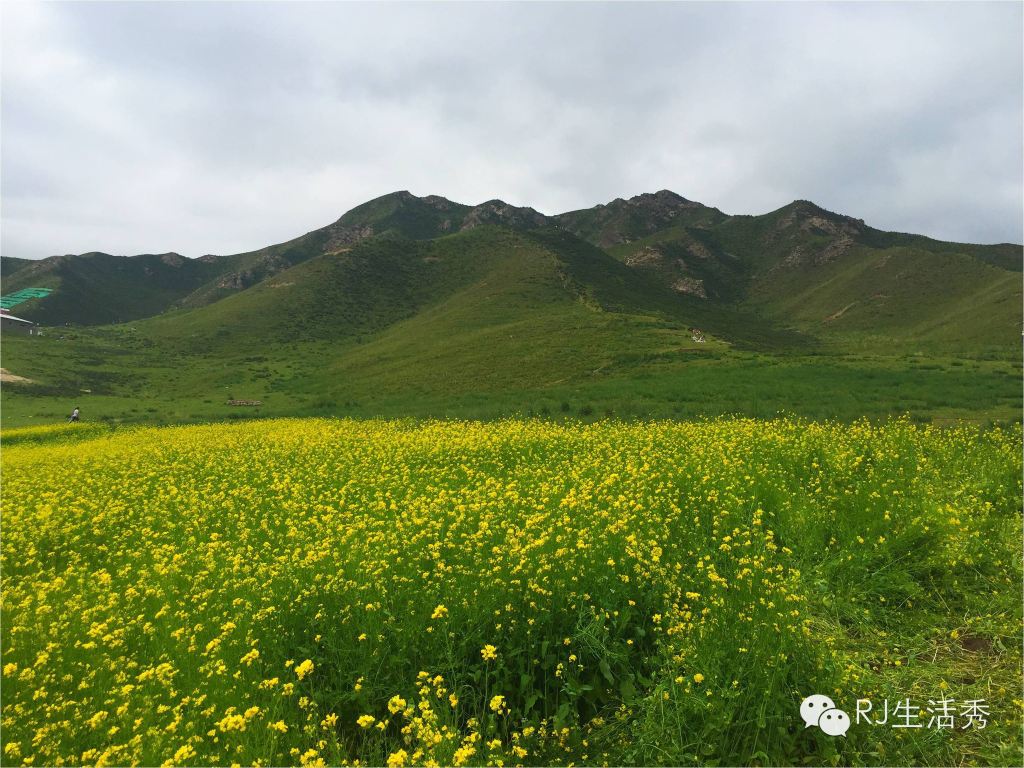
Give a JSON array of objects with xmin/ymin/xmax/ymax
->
[
  {"xmin": 0, "ymin": 256, "xmax": 33, "ymax": 278},
  {"xmin": 596, "ymin": 198, "xmax": 1022, "ymax": 353},
  {"xmin": 0, "ymin": 251, "xmax": 231, "ymax": 325},
  {"xmin": 555, "ymin": 190, "xmax": 728, "ymax": 248},
  {"xmin": 1, "ymin": 189, "xmax": 1020, "ymax": 428},
  {"xmin": 111, "ymin": 225, "xmax": 767, "ymax": 403},
  {"xmin": 2, "ymin": 191, "xmax": 558, "ymax": 321}
]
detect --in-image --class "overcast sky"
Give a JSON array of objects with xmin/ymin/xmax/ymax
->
[{"xmin": 2, "ymin": 1, "xmax": 1022, "ymax": 259}]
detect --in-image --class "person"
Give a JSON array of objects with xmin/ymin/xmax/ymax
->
[{"xmin": 68, "ymin": 406, "xmax": 80, "ymax": 423}]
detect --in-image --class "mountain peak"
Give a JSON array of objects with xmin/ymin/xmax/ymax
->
[
  {"xmin": 775, "ymin": 199, "xmax": 865, "ymax": 231},
  {"xmin": 461, "ymin": 200, "xmax": 551, "ymax": 231},
  {"xmin": 627, "ymin": 189, "xmax": 691, "ymax": 206},
  {"xmin": 783, "ymin": 199, "xmax": 827, "ymax": 215},
  {"xmin": 779, "ymin": 199, "xmax": 859, "ymax": 221},
  {"xmin": 555, "ymin": 190, "xmax": 725, "ymax": 248}
]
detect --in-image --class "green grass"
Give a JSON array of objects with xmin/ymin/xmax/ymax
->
[
  {"xmin": 0, "ymin": 207, "xmax": 1018, "ymax": 430},
  {"xmin": 598, "ymin": 204, "xmax": 1022, "ymax": 355},
  {"xmin": 2, "ymin": 320, "xmax": 1019, "ymax": 428},
  {"xmin": 0, "ymin": 252, "xmax": 234, "ymax": 326}
]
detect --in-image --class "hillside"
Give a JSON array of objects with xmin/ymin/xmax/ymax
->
[
  {"xmin": 2, "ymin": 191, "xmax": 558, "ymax": 321},
  {"xmin": 0, "ymin": 256, "xmax": 33, "ymax": 278},
  {"xmin": 5, "ymin": 190, "xmax": 1016, "ymax": 352},
  {"xmin": 137, "ymin": 224, "xmax": 803, "ymax": 402},
  {"xmin": 0, "ymin": 251, "xmax": 231, "ymax": 325},
  {"xmin": 593, "ymin": 198, "xmax": 1022, "ymax": 351},
  {"xmin": 555, "ymin": 190, "xmax": 728, "ymax": 248},
  {"xmin": 1, "ymin": 189, "xmax": 1020, "ymax": 428}
]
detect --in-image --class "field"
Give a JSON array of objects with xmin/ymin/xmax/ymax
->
[
  {"xmin": 1, "ymin": 418, "xmax": 1020, "ymax": 766},
  {"xmin": 1, "ymin": 324, "xmax": 1021, "ymax": 429}
]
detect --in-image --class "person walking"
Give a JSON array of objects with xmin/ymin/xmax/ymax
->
[{"xmin": 68, "ymin": 406, "xmax": 80, "ymax": 423}]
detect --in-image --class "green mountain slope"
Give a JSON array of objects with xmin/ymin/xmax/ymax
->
[
  {"xmin": 0, "ymin": 251, "xmax": 232, "ymax": 325},
  {"xmin": 1, "ymin": 256, "xmax": 33, "ymax": 279},
  {"xmin": 318, "ymin": 227, "xmax": 812, "ymax": 401},
  {"xmin": 143, "ymin": 224, "xmax": 789, "ymax": 364},
  {"xmin": 2, "ymin": 229, "xmax": 1019, "ymax": 429},
  {"xmin": 176, "ymin": 192, "xmax": 555, "ymax": 310},
  {"xmin": 586, "ymin": 198, "xmax": 1021, "ymax": 351},
  {"xmin": 555, "ymin": 190, "xmax": 728, "ymax": 248},
  {"xmin": 2, "ymin": 189, "xmax": 1019, "ymax": 358},
  {"xmin": 3, "ymin": 192, "xmax": 558, "ymax": 322},
  {"xmin": 147, "ymin": 230, "xmax": 505, "ymax": 354}
]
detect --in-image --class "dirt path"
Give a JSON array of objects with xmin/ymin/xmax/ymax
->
[{"xmin": 0, "ymin": 368, "xmax": 34, "ymax": 384}]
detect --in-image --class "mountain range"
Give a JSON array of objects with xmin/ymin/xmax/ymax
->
[
  {"xmin": 3, "ymin": 190, "xmax": 1019, "ymax": 345},
  {"xmin": 1, "ymin": 190, "xmax": 1020, "ymax": 426}
]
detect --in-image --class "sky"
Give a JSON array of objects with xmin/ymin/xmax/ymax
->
[{"xmin": 2, "ymin": 1, "xmax": 1022, "ymax": 259}]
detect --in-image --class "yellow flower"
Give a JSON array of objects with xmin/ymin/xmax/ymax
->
[
  {"xmin": 357, "ymin": 714, "xmax": 375, "ymax": 728},
  {"xmin": 431, "ymin": 604, "xmax": 448, "ymax": 619},
  {"xmin": 172, "ymin": 745, "xmax": 195, "ymax": 763},
  {"xmin": 386, "ymin": 749, "xmax": 408, "ymax": 767},
  {"xmin": 481, "ymin": 644, "xmax": 498, "ymax": 661},
  {"xmin": 268, "ymin": 720, "xmax": 288, "ymax": 733},
  {"xmin": 489, "ymin": 694, "xmax": 506, "ymax": 713},
  {"xmin": 294, "ymin": 659, "xmax": 314, "ymax": 680},
  {"xmin": 693, "ymin": 673, "xmax": 705, "ymax": 684},
  {"xmin": 387, "ymin": 695, "xmax": 407, "ymax": 714},
  {"xmin": 217, "ymin": 713, "xmax": 248, "ymax": 732}
]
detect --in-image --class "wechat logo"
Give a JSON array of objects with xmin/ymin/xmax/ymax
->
[{"xmin": 801, "ymin": 694, "xmax": 851, "ymax": 737}]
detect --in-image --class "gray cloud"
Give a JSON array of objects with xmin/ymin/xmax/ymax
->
[{"xmin": 3, "ymin": 0, "xmax": 1021, "ymax": 259}]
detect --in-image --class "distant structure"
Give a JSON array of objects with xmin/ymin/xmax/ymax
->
[
  {"xmin": 0, "ymin": 309, "xmax": 37, "ymax": 336},
  {"xmin": 0, "ymin": 287, "xmax": 52, "ymax": 310},
  {"xmin": 690, "ymin": 327, "xmax": 706, "ymax": 343}
]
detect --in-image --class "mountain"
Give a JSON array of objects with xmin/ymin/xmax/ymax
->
[
  {"xmin": 1, "ymin": 189, "xmax": 1020, "ymax": 427},
  {"xmin": 1, "ymin": 191, "xmax": 559, "ymax": 322},
  {"xmin": 588, "ymin": 198, "xmax": 1021, "ymax": 346},
  {"xmin": 144, "ymin": 222, "xmax": 800, "ymax": 376},
  {"xmin": 2, "ymin": 189, "xmax": 1020, "ymax": 349},
  {"xmin": 555, "ymin": 190, "xmax": 728, "ymax": 248},
  {"xmin": 0, "ymin": 251, "xmax": 232, "ymax": 325},
  {"xmin": 0, "ymin": 256, "xmax": 33, "ymax": 278}
]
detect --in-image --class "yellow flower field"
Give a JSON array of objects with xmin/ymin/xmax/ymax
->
[{"xmin": 1, "ymin": 418, "xmax": 1020, "ymax": 766}]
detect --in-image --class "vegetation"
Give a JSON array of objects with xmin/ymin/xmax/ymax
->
[
  {"xmin": 1, "ymin": 190, "xmax": 1019, "ymax": 767},
  {"xmin": 2, "ymin": 207, "xmax": 1018, "ymax": 429},
  {"xmin": 0, "ymin": 252, "xmax": 232, "ymax": 326},
  {"xmin": 1, "ymin": 418, "xmax": 1020, "ymax": 766},
  {"xmin": 4, "ymin": 191, "xmax": 1019, "ymax": 350}
]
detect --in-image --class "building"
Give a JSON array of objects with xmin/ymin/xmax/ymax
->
[{"xmin": 0, "ymin": 310, "xmax": 37, "ymax": 336}]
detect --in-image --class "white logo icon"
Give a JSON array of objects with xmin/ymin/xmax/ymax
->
[{"xmin": 801, "ymin": 695, "xmax": 851, "ymax": 736}]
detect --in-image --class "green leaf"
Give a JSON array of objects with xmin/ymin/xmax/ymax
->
[{"xmin": 619, "ymin": 677, "xmax": 636, "ymax": 703}]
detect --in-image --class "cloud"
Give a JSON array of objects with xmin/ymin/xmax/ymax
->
[{"xmin": 2, "ymin": 0, "xmax": 1021, "ymax": 258}]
